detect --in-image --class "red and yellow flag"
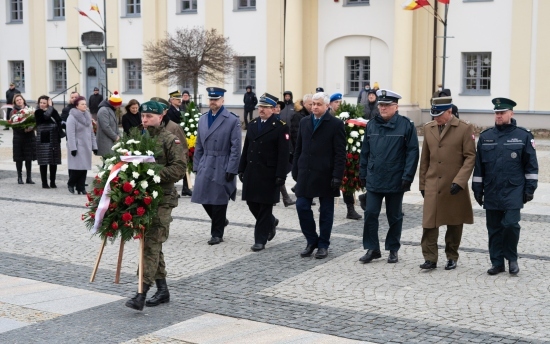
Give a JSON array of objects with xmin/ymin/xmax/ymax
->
[
  {"xmin": 90, "ymin": 4, "xmax": 100, "ymax": 13},
  {"xmin": 438, "ymin": 0, "xmax": 450, "ymax": 4},
  {"xmin": 402, "ymin": 0, "xmax": 430, "ymax": 10}
]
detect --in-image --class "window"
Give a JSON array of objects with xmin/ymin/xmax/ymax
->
[
  {"xmin": 126, "ymin": 0, "xmax": 140, "ymax": 16},
  {"xmin": 125, "ymin": 59, "xmax": 142, "ymax": 92},
  {"xmin": 10, "ymin": 61, "xmax": 25, "ymax": 92},
  {"xmin": 52, "ymin": 61, "xmax": 67, "ymax": 92},
  {"xmin": 52, "ymin": 0, "xmax": 65, "ymax": 19},
  {"xmin": 462, "ymin": 52, "xmax": 491, "ymax": 94},
  {"xmin": 235, "ymin": 57, "xmax": 256, "ymax": 92},
  {"xmin": 346, "ymin": 57, "xmax": 370, "ymax": 95},
  {"xmin": 236, "ymin": 0, "xmax": 256, "ymax": 10},
  {"xmin": 9, "ymin": 0, "xmax": 23, "ymax": 22},
  {"xmin": 181, "ymin": 79, "xmax": 193, "ymax": 90},
  {"xmin": 180, "ymin": 0, "xmax": 197, "ymax": 12},
  {"xmin": 346, "ymin": 0, "xmax": 370, "ymax": 5}
]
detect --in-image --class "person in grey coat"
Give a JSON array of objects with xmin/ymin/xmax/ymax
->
[
  {"xmin": 96, "ymin": 91, "xmax": 122, "ymax": 156},
  {"xmin": 191, "ymin": 87, "xmax": 242, "ymax": 245},
  {"xmin": 66, "ymin": 96, "xmax": 98, "ymax": 194}
]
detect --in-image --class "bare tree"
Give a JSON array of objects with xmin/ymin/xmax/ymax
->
[{"xmin": 143, "ymin": 27, "xmax": 236, "ymax": 103}]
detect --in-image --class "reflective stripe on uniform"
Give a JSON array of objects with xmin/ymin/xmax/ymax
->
[
  {"xmin": 525, "ymin": 174, "xmax": 538, "ymax": 180},
  {"xmin": 472, "ymin": 176, "xmax": 483, "ymax": 183}
]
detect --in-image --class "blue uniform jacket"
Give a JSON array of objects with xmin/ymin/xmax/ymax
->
[
  {"xmin": 472, "ymin": 118, "xmax": 538, "ymax": 210},
  {"xmin": 359, "ymin": 112, "xmax": 419, "ymax": 193}
]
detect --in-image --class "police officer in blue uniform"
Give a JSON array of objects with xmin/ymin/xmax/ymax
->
[
  {"xmin": 472, "ymin": 97, "xmax": 538, "ymax": 275},
  {"xmin": 359, "ymin": 89, "xmax": 419, "ymax": 264}
]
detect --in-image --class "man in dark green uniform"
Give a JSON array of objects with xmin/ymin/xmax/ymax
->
[
  {"xmin": 125, "ymin": 101, "xmax": 186, "ymax": 311},
  {"xmin": 472, "ymin": 98, "xmax": 538, "ymax": 276}
]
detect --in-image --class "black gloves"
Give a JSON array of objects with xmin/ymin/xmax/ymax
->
[
  {"xmin": 360, "ymin": 178, "xmax": 366, "ymax": 188},
  {"xmin": 238, "ymin": 172, "xmax": 244, "ymax": 182},
  {"xmin": 523, "ymin": 193, "xmax": 534, "ymax": 204},
  {"xmin": 275, "ymin": 177, "xmax": 285, "ymax": 187},
  {"xmin": 420, "ymin": 190, "xmax": 425, "ymax": 198},
  {"xmin": 474, "ymin": 193, "xmax": 484, "ymax": 207},
  {"xmin": 450, "ymin": 183, "xmax": 463, "ymax": 195},
  {"xmin": 401, "ymin": 180, "xmax": 411, "ymax": 190},
  {"xmin": 71, "ymin": 150, "xmax": 77, "ymax": 157},
  {"xmin": 331, "ymin": 178, "xmax": 342, "ymax": 190},
  {"xmin": 225, "ymin": 173, "xmax": 235, "ymax": 182},
  {"xmin": 93, "ymin": 149, "xmax": 98, "ymax": 155}
]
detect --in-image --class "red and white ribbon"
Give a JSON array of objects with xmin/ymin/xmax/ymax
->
[
  {"xmin": 346, "ymin": 118, "xmax": 369, "ymax": 127},
  {"xmin": 92, "ymin": 155, "xmax": 156, "ymax": 233}
]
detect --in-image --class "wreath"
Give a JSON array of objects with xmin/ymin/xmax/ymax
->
[{"xmin": 180, "ymin": 101, "xmax": 201, "ymax": 173}]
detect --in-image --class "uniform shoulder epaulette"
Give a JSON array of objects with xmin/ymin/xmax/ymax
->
[
  {"xmin": 278, "ymin": 119, "xmax": 286, "ymax": 125},
  {"xmin": 458, "ymin": 118, "xmax": 471, "ymax": 125},
  {"xmin": 480, "ymin": 127, "xmax": 492, "ymax": 134},
  {"xmin": 401, "ymin": 115, "xmax": 414, "ymax": 123},
  {"xmin": 229, "ymin": 111, "xmax": 239, "ymax": 118},
  {"xmin": 423, "ymin": 120, "xmax": 435, "ymax": 127},
  {"xmin": 517, "ymin": 126, "xmax": 531, "ymax": 133}
]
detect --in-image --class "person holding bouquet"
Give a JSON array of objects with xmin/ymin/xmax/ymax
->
[
  {"xmin": 35, "ymin": 96, "xmax": 63, "ymax": 188},
  {"xmin": 10, "ymin": 94, "xmax": 36, "ymax": 184}
]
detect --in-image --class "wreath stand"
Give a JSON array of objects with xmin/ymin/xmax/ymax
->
[{"xmin": 89, "ymin": 230, "xmax": 145, "ymax": 293}]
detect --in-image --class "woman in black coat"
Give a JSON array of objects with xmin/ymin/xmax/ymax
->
[
  {"xmin": 11, "ymin": 94, "xmax": 36, "ymax": 184},
  {"xmin": 35, "ymin": 95, "xmax": 63, "ymax": 188},
  {"xmin": 121, "ymin": 99, "xmax": 141, "ymax": 135}
]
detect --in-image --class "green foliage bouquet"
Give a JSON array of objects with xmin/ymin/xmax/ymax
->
[{"xmin": 180, "ymin": 101, "xmax": 201, "ymax": 173}]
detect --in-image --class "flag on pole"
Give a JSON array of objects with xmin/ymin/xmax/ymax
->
[
  {"xmin": 90, "ymin": 4, "xmax": 100, "ymax": 13},
  {"xmin": 402, "ymin": 0, "xmax": 430, "ymax": 10},
  {"xmin": 75, "ymin": 7, "xmax": 88, "ymax": 17},
  {"xmin": 438, "ymin": 0, "xmax": 450, "ymax": 4}
]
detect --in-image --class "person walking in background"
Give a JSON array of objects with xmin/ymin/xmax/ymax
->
[
  {"xmin": 121, "ymin": 99, "xmax": 141, "ymax": 135},
  {"xmin": 418, "ymin": 96, "xmax": 476, "ymax": 270},
  {"xmin": 242, "ymin": 85, "xmax": 258, "ymax": 130},
  {"xmin": 66, "ymin": 96, "xmax": 97, "ymax": 195},
  {"xmin": 473, "ymin": 97, "xmax": 538, "ymax": 276},
  {"xmin": 11, "ymin": 94, "xmax": 36, "ymax": 184},
  {"xmin": 96, "ymin": 91, "xmax": 122, "ymax": 157},
  {"xmin": 4, "ymin": 82, "xmax": 20, "ymax": 130},
  {"xmin": 35, "ymin": 96, "xmax": 63, "ymax": 188},
  {"xmin": 88, "ymin": 87, "xmax": 103, "ymax": 121}
]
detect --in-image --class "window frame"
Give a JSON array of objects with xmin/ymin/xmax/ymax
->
[
  {"xmin": 234, "ymin": 0, "xmax": 256, "ymax": 11},
  {"xmin": 461, "ymin": 52, "xmax": 492, "ymax": 96},
  {"xmin": 9, "ymin": 0, "xmax": 23, "ymax": 23},
  {"xmin": 344, "ymin": 0, "xmax": 370, "ymax": 6},
  {"xmin": 52, "ymin": 0, "xmax": 65, "ymax": 20},
  {"xmin": 345, "ymin": 56, "xmax": 370, "ymax": 97},
  {"xmin": 10, "ymin": 61, "xmax": 25, "ymax": 92},
  {"xmin": 125, "ymin": 0, "xmax": 141, "ymax": 17},
  {"xmin": 179, "ymin": 0, "xmax": 197, "ymax": 13},
  {"xmin": 124, "ymin": 59, "xmax": 143, "ymax": 93},
  {"xmin": 234, "ymin": 57, "xmax": 256, "ymax": 93},
  {"xmin": 51, "ymin": 60, "xmax": 67, "ymax": 93}
]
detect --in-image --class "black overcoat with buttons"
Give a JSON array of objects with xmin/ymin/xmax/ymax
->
[
  {"xmin": 292, "ymin": 110, "xmax": 346, "ymax": 198},
  {"xmin": 239, "ymin": 115, "xmax": 290, "ymax": 204}
]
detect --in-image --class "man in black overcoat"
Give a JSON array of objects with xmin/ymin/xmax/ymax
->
[
  {"xmin": 239, "ymin": 93, "xmax": 289, "ymax": 252},
  {"xmin": 292, "ymin": 92, "xmax": 346, "ymax": 259}
]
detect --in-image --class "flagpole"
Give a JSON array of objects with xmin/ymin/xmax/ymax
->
[
  {"xmin": 103, "ymin": 0, "xmax": 108, "ymax": 95},
  {"xmin": 441, "ymin": 4, "xmax": 449, "ymax": 88}
]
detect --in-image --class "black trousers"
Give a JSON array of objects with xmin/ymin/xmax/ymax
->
[
  {"xmin": 486, "ymin": 209, "xmax": 521, "ymax": 266},
  {"xmin": 246, "ymin": 201, "xmax": 275, "ymax": 245},
  {"xmin": 39, "ymin": 165, "xmax": 57, "ymax": 185},
  {"xmin": 202, "ymin": 204, "xmax": 228, "ymax": 238},
  {"xmin": 243, "ymin": 110, "xmax": 254, "ymax": 127},
  {"xmin": 68, "ymin": 169, "xmax": 87, "ymax": 191}
]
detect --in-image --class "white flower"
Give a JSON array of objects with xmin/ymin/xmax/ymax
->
[
  {"xmin": 188, "ymin": 118, "xmax": 194, "ymax": 123},
  {"xmin": 180, "ymin": 122, "xmax": 185, "ymax": 127},
  {"xmin": 147, "ymin": 169, "xmax": 155, "ymax": 176},
  {"xmin": 347, "ymin": 138, "xmax": 353, "ymax": 144},
  {"xmin": 133, "ymin": 150, "xmax": 142, "ymax": 156},
  {"xmin": 146, "ymin": 150, "xmax": 154, "ymax": 156},
  {"xmin": 111, "ymin": 142, "xmax": 121, "ymax": 150},
  {"xmin": 106, "ymin": 164, "xmax": 113, "ymax": 170},
  {"xmin": 140, "ymin": 181, "xmax": 149, "ymax": 189},
  {"xmin": 348, "ymin": 123, "xmax": 355, "ymax": 127},
  {"xmin": 194, "ymin": 131, "xmax": 197, "ymax": 135},
  {"xmin": 356, "ymin": 141, "xmax": 361, "ymax": 147},
  {"xmin": 132, "ymin": 172, "xmax": 140, "ymax": 179},
  {"xmin": 360, "ymin": 135, "xmax": 364, "ymax": 141},
  {"xmin": 152, "ymin": 190, "xmax": 158, "ymax": 199},
  {"xmin": 153, "ymin": 175, "xmax": 161, "ymax": 183},
  {"xmin": 339, "ymin": 112, "xmax": 350, "ymax": 119},
  {"xmin": 132, "ymin": 161, "xmax": 140, "ymax": 166},
  {"xmin": 184, "ymin": 113, "xmax": 190, "ymax": 117},
  {"xmin": 130, "ymin": 180, "xmax": 136, "ymax": 188},
  {"xmin": 350, "ymin": 131, "xmax": 359, "ymax": 138},
  {"xmin": 186, "ymin": 132, "xmax": 191, "ymax": 137},
  {"xmin": 358, "ymin": 149, "xmax": 361, "ymax": 153},
  {"xmin": 120, "ymin": 164, "xmax": 129, "ymax": 172},
  {"xmin": 104, "ymin": 157, "xmax": 115, "ymax": 163},
  {"xmin": 133, "ymin": 140, "xmax": 140, "ymax": 144},
  {"xmin": 359, "ymin": 129, "xmax": 365, "ymax": 135},
  {"xmin": 98, "ymin": 171, "xmax": 105, "ymax": 178},
  {"xmin": 190, "ymin": 124, "xmax": 195, "ymax": 128},
  {"xmin": 352, "ymin": 146, "xmax": 357, "ymax": 152}
]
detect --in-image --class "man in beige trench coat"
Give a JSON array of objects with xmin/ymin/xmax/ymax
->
[{"xmin": 419, "ymin": 97, "xmax": 476, "ymax": 270}]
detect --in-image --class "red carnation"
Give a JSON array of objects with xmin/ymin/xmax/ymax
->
[
  {"xmin": 111, "ymin": 222, "xmax": 119, "ymax": 230},
  {"xmin": 81, "ymin": 214, "xmax": 85, "ymax": 221},
  {"xmin": 90, "ymin": 212, "xmax": 95, "ymax": 219},
  {"xmin": 106, "ymin": 232, "xmax": 113, "ymax": 237},
  {"xmin": 124, "ymin": 196, "xmax": 135, "ymax": 205},
  {"xmin": 133, "ymin": 234, "xmax": 142, "ymax": 240},
  {"xmin": 93, "ymin": 188, "xmax": 101, "ymax": 196},
  {"xmin": 87, "ymin": 193, "xmax": 92, "ymax": 202},
  {"xmin": 354, "ymin": 154, "xmax": 359, "ymax": 160},
  {"xmin": 109, "ymin": 202, "xmax": 117, "ymax": 210},
  {"xmin": 347, "ymin": 153, "xmax": 353, "ymax": 159},
  {"xmin": 121, "ymin": 212, "xmax": 133, "ymax": 222},
  {"xmin": 136, "ymin": 207, "xmax": 146, "ymax": 216},
  {"xmin": 122, "ymin": 182, "xmax": 133, "ymax": 193},
  {"xmin": 133, "ymin": 190, "xmax": 140, "ymax": 196},
  {"xmin": 143, "ymin": 196, "xmax": 152, "ymax": 205},
  {"xmin": 112, "ymin": 176, "xmax": 120, "ymax": 183},
  {"xmin": 346, "ymin": 161, "xmax": 351, "ymax": 167}
]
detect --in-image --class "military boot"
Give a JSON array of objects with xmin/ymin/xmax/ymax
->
[
  {"xmin": 344, "ymin": 195, "xmax": 362, "ymax": 220},
  {"xmin": 145, "ymin": 278, "xmax": 170, "ymax": 307},
  {"xmin": 125, "ymin": 283, "xmax": 150, "ymax": 311}
]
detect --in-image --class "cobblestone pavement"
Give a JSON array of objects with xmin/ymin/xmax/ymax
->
[{"xmin": 0, "ymin": 130, "xmax": 550, "ymax": 343}]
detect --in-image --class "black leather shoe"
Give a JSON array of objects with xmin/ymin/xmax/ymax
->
[
  {"xmin": 359, "ymin": 249, "xmax": 382, "ymax": 263},
  {"xmin": 181, "ymin": 187, "xmax": 193, "ymax": 196},
  {"xmin": 125, "ymin": 283, "xmax": 150, "ymax": 311},
  {"xmin": 300, "ymin": 244, "xmax": 318, "ymax": 258},
  {"xmin": 268, "ymin": 218, "xmax": 278, "ymax": 241},
  {"xmin": 17, "ymin": 177, "xmax": 24, "ymax": 184},
  {"xmin": 315, "ymin": 247, "xmax": 328, "ymax": 259},
  {"xmin": 445, "ymin": 259, "xmax": 457, "ymax": 270},
  {"xmin": 42, "ymin": 183, "xmax": 50, "ymax": 189},
  {"xmin": 207, "ymin": 237, "xmax": 223, "ymax": 245},
  {"xmin": 419, "ymin": 260, "xmax": 437, "ymax": 269},
  {"xmin": 509, "ymin": 261, "xmax": 519, "ymax": 275},
  {"xmin": 145, "ymin": 279, "xmax": 170, "ymax": 307},
  {"xmin": 68, "ymin": 185, "xmax": 75, "ymax": 194},
  {"xmin": 387, "ymin": 250, "xmax": 398, "ymax": 263},
  {"xmin": 50, "ymin": 181, "xmax": 57, "ymax": 188},
  {"xmin": 358, "ymin": 193, "xmax": 366, "ymax": 211},
  {"xmin": 487, "ymin": 265, "xmax": 505, "ymax": 275},
  {"xmin": 251, "ymin": 243, "xmax": 265, "ymax": 252},
  {"xmin": 283, "ymin": 200, "xmax": 296, "ymax": 207},
  {"xmin": 26, "ymin": 178, "xmax": 35, "ymax": 184},
  {"xmin": 77, "ymin": 189, "xmax": 87, "ymax": 195}
]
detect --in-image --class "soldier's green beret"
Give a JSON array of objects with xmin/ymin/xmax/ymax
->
[
  {"xmin": 139, "ymin": 101, "xmax": 164, "ymax": 115},
  {"xmin": 492, "ymin": 97, "xmax": 516, "ymax": 112}
]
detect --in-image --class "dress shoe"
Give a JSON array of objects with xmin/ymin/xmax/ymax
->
[
  {"xmin": 68, "ymin": 185, "xmax": 75, "ymax": 194},
  {"xmin": 42, "ymin": 183, "xmax": 51, "ymax": 189},
  {"xmin": 146, "ymin": 279, "xmax": 170, "ymax": 307},
  {"xmin": 50, "ymin": 181, "xmax": 57, "ymax": 188},
  {"xmin": 487, "ymin": 265, "xmax": 505, "ymax": 275},
  {"xmin": 284, "ymin": 199, "xmax": 296, "ymax": 207},
  {"xmin": 85, "ymin": 183, "xmax": 89, "ymax": 186},
  {"xmin": 181, "ymin": 187, "xmax": 193, "ymax": 196},
  {"xmin": 509, "ymin": 261, "xmax": 520, "ymax": 275},
  {"xmin": 358, "ymin": 193, "xmax": 366, "ymax": 211},
  {"xmin": 419, "ymin": 260, "xmax": 437, "ymax": 269},
  {"xmin": 359, "ymin": 249, "xmax": 382, "ymax": 263},
  {"xmin": 77, "ymin": 189, "xmax": 87, "ymax": 195},
  {"xmin": 26, "ymin": 178, "xmax": 35, "ymax": 184},
  {"xmin": 207, "ymin": 237, "xmax": 223, "ymax": 245},
  {"xmin": 125, "ymin": 283, "xmax": 150, "ymax": 311},
  {"xmin": 315, "ymin": 247, "xmax": 328, "ymax": 259},
  {"xmin": 445, "ymin": 259, "xmax": 457, "ymax": 270},
  {"xmin": 300, "ymin": 244, "xmax": 318, "ymax": 258},
  {"xmin": 251, "ymin": 243, "xmax": 265, "ymax": 252},
  {"xmin": 268, "ymin": 218, "xmax": 278, "ymax": 241},
  {"xmin": 387, "ymin": 250, "xmax": 398, "ymax": 263},
  {"xmin": 17, "ymin": 177, "xmax": 24, "ymax": 184},
  {"xmin": 224, "ymin": 219, "xmax": 229, "ymax": 227}
]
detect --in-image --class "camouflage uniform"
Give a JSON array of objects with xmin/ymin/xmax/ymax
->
[{"xmin": 142, "ymin": 124, "xmax": 186, "ymax": 286}]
